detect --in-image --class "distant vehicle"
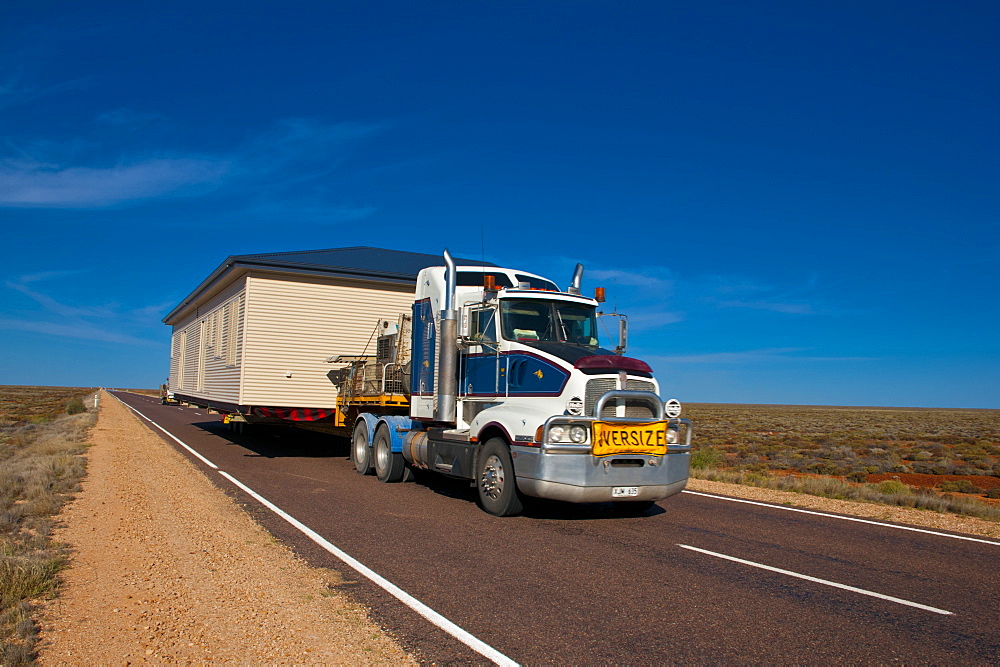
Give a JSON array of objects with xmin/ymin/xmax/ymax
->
[
  {"xmin": 163, "ymin": 247, "xmax": 692, "ymax": 516},
  {"xmin": 159, "ymin": 381, "xmax": 178, "ymax": 405}
]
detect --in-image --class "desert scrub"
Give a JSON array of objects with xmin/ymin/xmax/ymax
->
[
  {"xmin": 690, "ymin": 467, "xmax": 1000, "ymax": 522},
  {"xmin": 690, "ymin": 447, "xmax": 723, "ymax": 470},
  {"xmin": 0, "ymin": 387, "xmax": 94, "ymax": 665},
  {"xmin": 937, "ymin": 480, "xmax": 986, "ymax": 494},
  {"xmin": 0, "ymin": 386, "xmax": 96, "ymax": 428},
  {"xmin": 682, "ymin": 403, "xmax": 1000, "ymax": 507}
]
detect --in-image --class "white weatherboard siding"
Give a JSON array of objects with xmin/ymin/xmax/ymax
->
[
  {"xmin": 169, "ymin": 277, "xmax": 247, "ymax": 404},
  {"xmin": 239, "ymin": 274, "xmax": 414, "ymax": 408}
]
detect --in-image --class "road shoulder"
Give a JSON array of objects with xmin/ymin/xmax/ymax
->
[{"xmin": 37, "ymin": 391, "xmax": 413, "ymax": 663}]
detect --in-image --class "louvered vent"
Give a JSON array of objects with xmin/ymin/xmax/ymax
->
[{"xmin": 585, "ymin": 378, "xmax": 657, "ymax": 419}]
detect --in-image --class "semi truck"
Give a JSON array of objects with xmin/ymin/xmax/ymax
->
[{"xmin": 165, "ymin": 247, "xmax": 692, "ymax": 516}]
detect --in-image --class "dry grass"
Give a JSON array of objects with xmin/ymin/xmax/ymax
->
[
  {"xmin": 684, "ymin": 403, "xmax": 1000, "ymax": 521},
  {"xmin": 0, "ymin": 386, "xmax": 97, "ymax": 428},
  {"xmin": 0, "ymin": 386, "xmax": 95, "ymax": 665}
]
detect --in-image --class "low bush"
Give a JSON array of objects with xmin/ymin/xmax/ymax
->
[
  {"xmin": 937, "ymin": 480, "xmax": 986, "ymax": 494},
  {"xmin": 690, "ymin": 447, "xmax": 723, "ymax": 470},
  {"xmin": 874, "ymin": 480, "xmax": 911, "ymax": 495},
  {"xmin": 65, "ymin": 397, "xmax": 86, "ymax": 415}
]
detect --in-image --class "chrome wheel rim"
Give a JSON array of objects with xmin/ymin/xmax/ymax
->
[
  {"xmin": 481, "ymin": 454, "xmax": 505, "ymax": 499},
  {"xmin": 376, "ymin": 438, "xmax": 388, "ymax": 471},
  {"xmin": 353, "ymin": 430, "xmax": 366, "ymax": 462}
]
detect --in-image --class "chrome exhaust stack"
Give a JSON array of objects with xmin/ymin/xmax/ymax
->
[
  {"xmin": 568, "ymin": 263, "xmax": 584, "ymax": 294},
  {"xmin": 435, "ymin": 249, "xmax": 458, "ymax": 424}
]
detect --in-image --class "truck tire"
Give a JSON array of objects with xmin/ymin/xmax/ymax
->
[
  {"xmin": 352, "ymin": 420, "xmax": 373, "ymax": 475},
  {"xmin": 374, "ymin": 423, "xmax": 406, "ymax": 483},
  {"xmin": 477, "ymin": 438, "xmax": 523, "ymax": 517}
]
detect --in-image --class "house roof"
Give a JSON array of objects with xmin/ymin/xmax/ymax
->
[{"xmin": 164, "ymin": 246, "xmax": 496, "ymax": 325}]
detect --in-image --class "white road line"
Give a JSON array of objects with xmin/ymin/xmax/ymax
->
[
  {"xmin": 682, "ymin": 490, "xmax": 1000, "ymax": 546},
  {"xmin": 218, "ymin": 470, "xmax": 518, "ymax": 666},
  {"xmin": 677, "ymin": 544, "xmax": 954, "ymax": 616},
  {"xmin": 108, "ymin": 392, "xmax": 518, "ymax": 667}
]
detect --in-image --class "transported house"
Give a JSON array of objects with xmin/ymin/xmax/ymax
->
[{"xmin": 162, "ymin": 247, "xmax": 495, "ymax": 415}]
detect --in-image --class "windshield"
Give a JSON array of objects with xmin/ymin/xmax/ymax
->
[{"xmin": 500, "ymin": 299, "xmax": 600, "ymax": 346}]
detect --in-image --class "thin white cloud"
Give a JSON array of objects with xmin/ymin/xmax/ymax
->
[
  {"xmin": 241, "ymin": 118, "xmax": 386, "ymax": 177},
  {"xmin": 717, "ymin": 299, "xmax": 816, "ymax": 315},
  {"xmin": 6, "ymin": 281, "xmax": 115, "ymax": 319},
  {"xmin": 127, "ymin": 300, "xmax": 176, "ymax": 324},
  {"xmin": 703, "ymin": 272, "xmax": 827, "ymax": 316},
  {"xmin": 15, "ymin": 269, "xmax": 91, "ymax": 283},
  {"xmin": 0, "ymin": 157, "xmax": 229, "ymax": 207},
  {"xmin": 2, "ymin": 276, "xmax": 166, "ymax": 346},
  {"xmin": 621, "ymin": 309, "xmax": 686, "ymax": 329},
  {"xmin": 0, "ymin": 317, "xmax": 157, "ymax": 346},
  {"xmin": 588, "ymin": 268, "xmax": 674, "ymax": 289}
]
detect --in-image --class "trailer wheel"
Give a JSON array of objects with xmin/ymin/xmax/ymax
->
[
  {"xmin": 352, "ymin": 420, "xmax": 373, "ymax": 475},
  {"xmin": 477, "ymin": 438, "xmax": 523, "ymax": 517},
  {"xmin": 374, "ymin": 423, "xmax": 406, "ymax": 483}
]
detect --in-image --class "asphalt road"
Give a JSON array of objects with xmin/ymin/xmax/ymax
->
[{"xmin": 110, "ymin": 391, "xmax": 1000, "ymax": 664}]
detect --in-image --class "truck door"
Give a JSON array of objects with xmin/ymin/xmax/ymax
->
[{"xmin": 462, "ymin": 307, "xmax": 501, "ymax": 398}]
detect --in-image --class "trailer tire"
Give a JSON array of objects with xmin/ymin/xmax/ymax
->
[
  {"xmin": 352, "ymin": 420, "xmax": 373, "ymax": 475},
  {"xmin": 374, "ymin": 423, "xmax": 405, "ymax": 483},
  {"xmin": 477, "ymin": 438, "xmax": 523, "ymax": 517}
]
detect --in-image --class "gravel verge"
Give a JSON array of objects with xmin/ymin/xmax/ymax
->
[{"xmin": 37, "ymin": 391, "xmax": 413, "ymax": 663}]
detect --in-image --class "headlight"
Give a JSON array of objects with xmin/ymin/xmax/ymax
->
[
  {"xmin": 569, "ymin": 425, "xmax": 587, "ymax": 443},
  {"xmin": 549, "ymin": 425, "xmax": 566, "ymax": 442},
  {"xmin": 666, "ymin": 428, "xmax": 679, "ymax": 444}
]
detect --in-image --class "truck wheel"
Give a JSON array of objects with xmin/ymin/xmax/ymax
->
[
  {"xmin": 352, "ymin": 420, "xmax": 373, "ymax": 475},
  {"xmin": 612, "ymin": 500, "xmax": 656, "ymax": 516},
  {"xmin": 374, "ymin": 423, "xmax": 405, "ymax": 483},
  {"xmin": 477, "ymin": 438, "xmax": 523, "ymax": 517}
]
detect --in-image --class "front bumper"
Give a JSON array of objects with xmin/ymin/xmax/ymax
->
[{"xmin": 512, "ymin": 443, "xmax": 691, "ymax": 503}]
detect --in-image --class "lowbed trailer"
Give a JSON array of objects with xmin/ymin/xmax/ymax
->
[{"xmin": 165, "ymin": 246, "xmax": 692, "ymax": 516}]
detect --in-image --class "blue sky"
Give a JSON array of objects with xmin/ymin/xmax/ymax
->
[{"xmin": 1, "ymin": 1, "xmax": 997, "ymax": 408}]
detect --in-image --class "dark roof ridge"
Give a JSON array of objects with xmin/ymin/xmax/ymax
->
[{"xmin": 235, "ymin": 246, "xmax": 377, "ymax": 259}]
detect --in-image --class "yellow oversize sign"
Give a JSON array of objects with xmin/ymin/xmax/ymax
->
[{"xmin": 591, "ymin": 421, "xmax": 668, "ymax": 457}]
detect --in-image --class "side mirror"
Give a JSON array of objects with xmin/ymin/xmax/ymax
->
[
  {"xmin": 458, "ymin": 306, "xmax": 471, "ymax": 338},
  {"xmin": 616, "ymin": 317, "xmax": 628, "ymax": 355}
]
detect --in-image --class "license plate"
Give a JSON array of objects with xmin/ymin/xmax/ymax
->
[
  {"xmin": 613, "ymin": 486, "xmax": 639, "ymax": 497},
  {"xmin": 592, "ymin": 421, "xmax": 668, "ymax": 457}
]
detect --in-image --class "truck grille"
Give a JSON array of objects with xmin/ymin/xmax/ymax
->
[{"xmin": 585, "ymin": 378, "xmax": 657, "ymax": 419}]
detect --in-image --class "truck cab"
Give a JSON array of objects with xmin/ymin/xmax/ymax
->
[{"xmin": 385, "ymin": 256, "xmax": 692, "ymax": 515}]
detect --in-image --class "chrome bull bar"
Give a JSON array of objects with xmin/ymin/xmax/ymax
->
[{"xmin": 539, "ymin": 390, "xmax": 693, "ymax": 453}]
